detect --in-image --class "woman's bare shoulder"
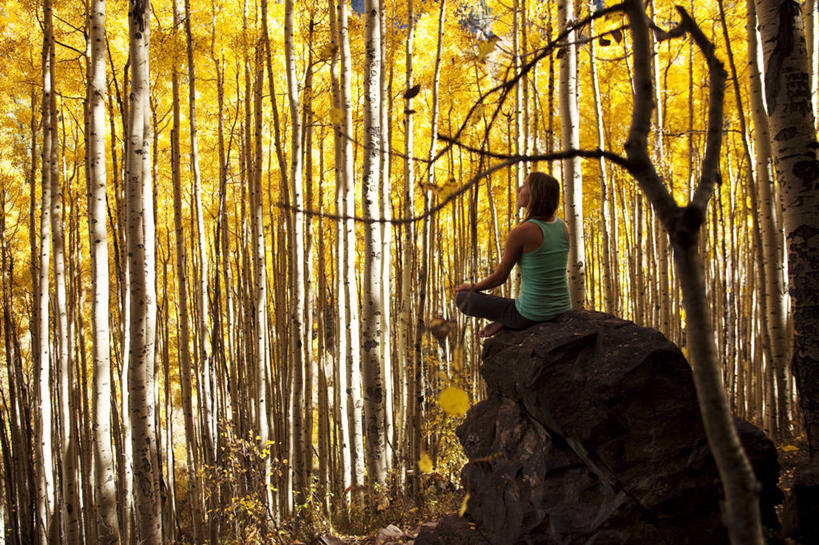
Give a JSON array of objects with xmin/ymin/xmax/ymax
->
[{"xmin": 510, "ymin": 221, "xmax": 543, "ymax": 242}]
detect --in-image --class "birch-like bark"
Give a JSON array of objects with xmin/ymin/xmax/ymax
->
[
  {"xmin": 126, "ymin": 2, "xmax": 161, "ymax": 542},
  {"xmin": 337, "ymin": 0, "xmax": 365, "ymax": 492},
  {"xmin": 87, "ymin": 0, "xmax": 119, "ymax": 542},
  {"xmin": 302, "ymin": 21, "xmax": 316, "ymax": 501},
  {"xmin": 361, "ymin": 0, "xmax": 387, "ymax": 487},
  {"xmin": 171, "ymin": 0, "xmax": 204, "ymax": 537},
  {"xmin": 250, "ymin": 16, "xmax": 274, "ymax": 515},
  {"xmin": 327, "ymin": 0, "xmax": 352, "ymax": 500},
  {"xmin": 283, "ymin": 0, "xmax": 306, "ymax": 508},
  {"xmin": 378, "ymin": 0, "xmax": 394, "ymax": 474},
  {"xmin": 183, "ymin": 0, "xmax": 214, "ymax": 464},
  {"xmin": 805, "ymin": 0, "xmax": 818, "ymax": 123},
  {"xmin": 53, "ymin": 103, "xmax": 80, "ymax": 545},
  {"xmin": 588, "ymin": 3, "xmax": 614, "ymax": 314},
  {"xmin": 755, "ymin": 0, "xmax": 819, "ymax": 463},
  {"xmin": 648, "ymin": 0, "xmax": 671, "ymax": 335},
  {"xmin": 557, "ymin": 0, "xmax": 585, "ymax": 308},
  {"xmin": 740, "ymin": 0, "xmax": 790, "ymax": 437},
  {"xmin": 511, "ymin": 0, "xmax": 524, "ymax": 297},
  {"xmin": 398, "ymin": 0, "xmax": 415, "ymax": 491},
  {"xmin": 36, "ymin": 3, "xmax": 56, "ymax": 541}
]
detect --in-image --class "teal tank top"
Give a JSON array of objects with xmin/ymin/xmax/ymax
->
[{"xmin": 514, "ymin": 218, "xmax": 572, "ymax": 321}]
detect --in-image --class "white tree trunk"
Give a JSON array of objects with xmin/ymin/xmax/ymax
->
[
  {"xmin": 746, "ymin": 0, "xmax": 790, "ymax": 437},
  {"xmin": 183, "ymin": 0, "xmax": 214, "ymax": 465},
  {"xmin": 327, "ymin": 0, "xmax": 352, "ymax": 500},
  {"xmin": 171, "ymin": 0, "xmax": 204, "ymax": 536},
  {"xmin": 87, "ymin": 0, "xmax": 119, "ymax": 542},
  {"xmin": 378, "ymin": 0, "xmax": 394, "ymax": 475},
  {"xmin": 126, "ymin": 2, "xmax": 161, "ymax": 542},
  {"xmin": 284, "ymin": 0, "xmax": 306, "ymax": 507},
  {"xmin": 805, "ymin": 0, "xmax": 818, "ymax": 123},
  {"xmin": 398, "ymin": 0, "xmax": 416, "ymax": 492},
  {"xmin": 37, "ymin": 3, "xmax": 56, "ymax": 541},
  {"xmin": 557, "ymin": 0, "xmax": 585, "ymax": 308},
  {"xmin": 337, "ymin": 0, "xmax": 365, "ymax": 492},
  {"xmin": 755, "ymin": 0, "xmax": 819, "ymax": 463},
  {"xmin": 361, "ymin": 0, "xmax": 387, "ymax": 487},
  {"xmin": 588, "ymin": 4, "xmax": 614, "ymax": 315}
]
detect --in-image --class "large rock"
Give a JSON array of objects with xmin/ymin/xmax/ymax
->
[{"xmin": 428, "ymin": 311, "xmax": 782, "ymax": 545}]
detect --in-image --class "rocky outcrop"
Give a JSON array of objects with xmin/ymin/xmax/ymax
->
[{"xmin": 418, "ymin": 310, "xmax": 781, "ymax": 545}]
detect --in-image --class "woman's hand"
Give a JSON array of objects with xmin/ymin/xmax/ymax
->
[{"xmin": 454, "ymin": 282, "xmax": 476, "ymax": 294}]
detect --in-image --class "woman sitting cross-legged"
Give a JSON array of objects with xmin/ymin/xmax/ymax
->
[{"xmin": 454, "ymin": 171, "xmax": 572, "ymax": 337}]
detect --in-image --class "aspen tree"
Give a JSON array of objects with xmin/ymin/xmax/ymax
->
[
  {"xmin": 28, "ymin": 87, "xmax": 39, "ymax": 399},
  {"xmin": 126, "ymin": 0, "xmax": 161, "ymax": 542},
  {"xmin": 302, "ymin": 19, "xmax": 316, "ymax": 501},
  {"xmin": 1, "ymin": 176, "xmax": 28, "ymax": 545},
  {"xmin": 86, "ymin": 0, "xmax": 119, "ymax": 541},
  {"xmin": 183, "ymin": 0, "xmax": 214, "ymax": 465},
  {"xmin": 283, "ymin": 0, "xmax": 307, "ymax": 508},
  {"xmin": 361, "ymin": 0, "xmax": 388, "ymax": 488},
  {"xmin": 284, "ymin": 0, "xmax": 306, "ymax": 504},
  {"xmin": 647, "ymin": 0, "xmax": 671, "ymax": 335},
  {"xmin": 171, "ymin": 0, "xmax": 204, "ymax": 538},
  {"xmin": 52, "ymin": 96, "xmax": 80, "ymax": 545},
  {"xmin": 36, "ymin": 2, "xmax": 56, "ymax": 541},
  {"xmin": 754, "ymin": 1, "xmax": 819, "ymax": 529},
  {"xmin": 587, "ymin": 1, "xmax": 614, "ymax": 315},
  {"xmin": 712, "ymin": 0, "xmax": 784, "ymax": 435},
  {"xmin": 745, "ymin": 0, "xmax": 790, "ymax": 438},
  {"xmin": 250, "ymin": 9, "xmax": 274, "ymax": 516},
  {"xmin": 398, "ymin": 0, "xmax": 415, "ymax": 493},
  {"xmin": 337, "ymin": 0, "xmax": 365, "ymax": 494},
  {"xmin": 805, "ymin": 0, "xmax": 818, "ymax": 122},
  {"xmin": 327, "ymin": 0, "xmax": 352, "ymax": 504},
  {"xmin": 210, "ymin": 0, "xmax": 234, "ymax": 423},
  {"xmin": 316, "ymin": 135, "xmax": 331, "ymax": 514},
  {"xmin": 378, "ymin": 0, "xmax": 394, "ymax": 475},
  {"xmin": 557, "ymin": 0, "xmax": 585, "ymax": 308},
  {"xmin": 413, "ymin": 0, "xmax": 447, "ymax": 495},
  {"xmin": 510, "ymin": 0, "xmax": 524, "ymax": 298},
  {"xmin": 158, "ymin": 239, "xmax": 177, "ymax": 544}
]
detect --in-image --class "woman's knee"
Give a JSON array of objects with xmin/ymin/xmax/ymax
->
[{"xmin": 455, "ymin": 291, "xmax": 470, "ymax": 312}]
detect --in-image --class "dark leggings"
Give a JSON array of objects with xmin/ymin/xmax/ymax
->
[{"xmin": 455, "ymin": 291, "xmax": 539, "ymax": 330}]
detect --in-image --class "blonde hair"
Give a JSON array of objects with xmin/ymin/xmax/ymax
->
[{"xmin": 524, "ymin": 171, "xmax": 560, "ymax": 220}]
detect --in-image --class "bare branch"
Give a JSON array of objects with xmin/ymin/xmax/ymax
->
[
  {"xmin": 276, "ymin": 147, "xmax": 630, "ymax": 226},
  {"xmin": 438, "ymin": 133, "xmax": 633, "ymax": 170}
]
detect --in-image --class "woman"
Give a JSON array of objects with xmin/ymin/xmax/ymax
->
[{"xmin": 455, "ymin": 171, "xmax": 572, "ymax": 337}]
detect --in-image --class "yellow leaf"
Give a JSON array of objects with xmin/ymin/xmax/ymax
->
[
  {"xmin": 438, "ymin": 386, "xmax": 470, "ymax": 417},
  {"xmin": 440, "ymin": 177, "xmax": 460, "ymax": 199},
  {"xmin": 330, "ymin": 107, "xmax": 344, "ymax": 126},
  {"xmin": 318, "ymin": 42, "xmax": 337, "ymax": 61},
  {"xmin": 477, "ymin": 36, "xmax": 500, "ymax": 62},
  {"xmin": 780, "ymin": 445, "xmax": 799, "ymax": 452},
  {"xmin": 418, "ymin": 452, "xmax": 433, "ymax": 474},
  {"xmin": 459, "ymin": 492, "xmax": 470, "ymax": 517}
]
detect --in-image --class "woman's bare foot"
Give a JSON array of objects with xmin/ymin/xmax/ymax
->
[{"xmin": 478, "ymin": 322, "xmax": 504, "ymax": 338}]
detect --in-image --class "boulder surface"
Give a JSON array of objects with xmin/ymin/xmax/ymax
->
[{"xmin": 418, "ymin": 310, "xmax": 781, "ymax": 545}]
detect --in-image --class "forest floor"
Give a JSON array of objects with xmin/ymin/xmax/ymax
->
[
  {"xmin": 295, "ymin": 441, "xmax": 811, "ymax": 545},
  {"xmin": 289, "ymin": 488, "xmax": 464, "ymax": 545}
]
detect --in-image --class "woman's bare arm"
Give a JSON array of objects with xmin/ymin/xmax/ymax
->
[{"xmin": 455, "ymin": 224, "xmax": 530, "ymax": 292}]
